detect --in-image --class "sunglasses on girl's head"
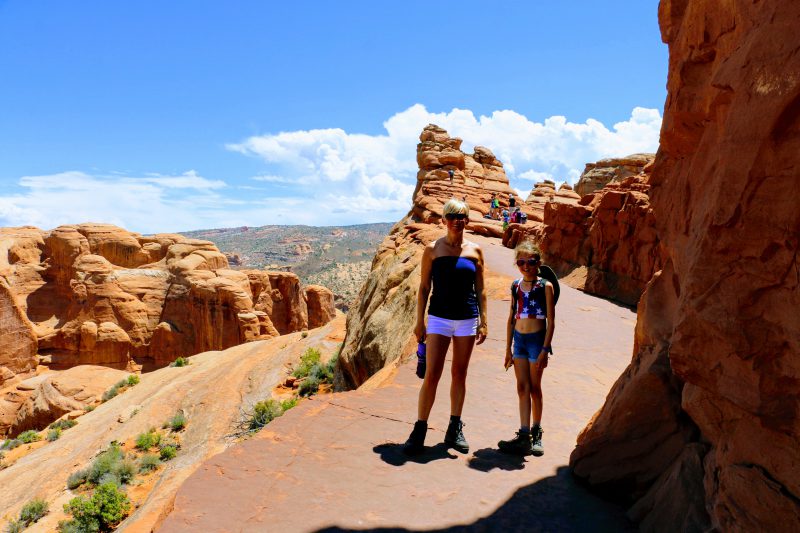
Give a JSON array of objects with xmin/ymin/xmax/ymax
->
[
  {"xmin": 516, "ymin": 258, "xmax": 541, "ymax": 267},
  {"xmin": 445, "ymin": 213, "xmax": 468, "ymax": 221}
]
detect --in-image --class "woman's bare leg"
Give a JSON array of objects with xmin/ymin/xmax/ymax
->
[
  {"xmin": 417, "ymin": 333, "xmax": 450, "ymax": 421},
  {"xmin": 449, "ymin": 335, "xmax": 475, "ymax": 416}
]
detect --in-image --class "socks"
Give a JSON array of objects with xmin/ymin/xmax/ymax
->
[{"xmin": 519, "ymin": 426, "xmax": 530, "ymax": 434}]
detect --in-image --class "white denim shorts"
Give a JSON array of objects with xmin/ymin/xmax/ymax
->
[{"xmin": 427, "ymin": 315, "xmax": 479, "ymax": 337}]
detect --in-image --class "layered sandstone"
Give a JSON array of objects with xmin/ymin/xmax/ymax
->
[
  {"xmin": 570, "ymin": 2, "xmax": 800, "ymax": 531},
  {"xmin": 574, "ymin": 153, "xmax": 655, "ymax": 197},
  {"xmin": 541, "ymin": 173, "xmax": 664, "ymax": 305},
  {"xmin": 0, "ymin": 224, "xmax": 333, "ymax": 375},
  {"xmin": 338, "ymin": 125, "xmax": 519, "ymax": 388}
]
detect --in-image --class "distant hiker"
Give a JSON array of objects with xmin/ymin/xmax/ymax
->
[
  {"xmin": 502, "ymin": 209, "xmax": 510, "ymax": 232},
  {"xmin": 508, "ymin": 193, "xmax": 516, "ymax": 210},
  {"xmin": 404, "ymin": 198, "xmax": 488, "ymax": 456},
  {"xmin": 448, "ymin": 169, "xmax": 455, "ymax": 184},
  {"xmin": 489, "ymin": 193, "xmax": 500, "ymax": 219},
  {"xmin": 498, "ymin": 241, "xmax": 555, "ymax": 457}
]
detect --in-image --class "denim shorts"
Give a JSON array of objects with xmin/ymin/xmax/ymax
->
[
  {"xmin": 512, "ymin": 329, "xmax": 546, "ymax": 362},
  {"xmin": 427, "ymin": 315, "xmax": 479, "ymax": 337}
]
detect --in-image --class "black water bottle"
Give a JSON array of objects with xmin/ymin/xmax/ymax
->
[{"xmin": 415, "ymin": 341, "xmax": 426, "ymax": 379}]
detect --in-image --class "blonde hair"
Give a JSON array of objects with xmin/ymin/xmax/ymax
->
[
  {"xmin": 442, "ymin": 198, "xmax": 469, "ymax": 217},
  {"xmin": 514, "ymin": 241, "xmax": 541, "ymax": 260}
]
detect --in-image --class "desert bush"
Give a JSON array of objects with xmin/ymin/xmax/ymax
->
[
  {"xmin": 249, "ymin": 399, "xmax": 284, "ymax": 430},
  {"xmin": 1, "ymin": 439, "xmax": 22, "ymax": 450},
  {"xmin": 4, "ymin": 519, "xmax": 24, "ymax": 533},
  {"xmin": 281, "ymin": 398, "xmax": 298, "ymax": 411},
  {"xmin": 292, "ymin": 348, "xmax": 321, "ymax": 378},
  {"xmin": 17, "ymin": 498, "xmax": 48, "ymax": 527},
  {"xmin": 170, "ymin": 356, "xmax": 189, "ymax": 367},
  {"xmin": 87, "ymin": 444, "xmax": 125, "ymax": 485},
  {"xmin": 299, "ymin": 375, "xmax": 321, "ymax": 397},
  {"xmin": 101, "ymin": 385, "xmax": 120, "ymax": 402},
  {"xmin": 167, "ymin": 412, "xmax": 187, "ymax": 432},
  {"xmin": 84, "ymin": 405, "xmax": 95, "ymax": 412},
  {"xmin": 66, "ymin": 469, "xmax": 88, "ymax": 490},
  {"xmin": 138, "ymin": 454, "xmax": 160, "ymax": 473},
  {"xmin": 47, "ymin": 428, "xmax": 62, "ymax": 442},
  {"xmin": 126, "ymin": 374, "xmax": 140, "ymax": 386},
  {"xmin": 115, "ymin": 458, "xmax": 137, "ymax": 484},
  {"xmin": 301, "ymin": 331, "xmax": 308, "ymax": 338},
  {"xmin": 49, "ymin": 419, "xmax": 77, "ymax": 431},
  {"xmin": 159, "ymin": 445, "xmax": 177, "ymax": 461},
  {"xmin": 17, "ymin": 430, "xmax": 41, "ymax": 444},
  {"xmin": 135, "ymin": 431, "xmax": 161, "ymax": 450},
  {"xmin": 59, "ymin": 482, "xmax": 130, "ymax": 532}
]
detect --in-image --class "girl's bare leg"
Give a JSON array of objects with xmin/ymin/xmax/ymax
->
[{"xmin": 513, "ymin": 358, "xmax": 532, "ymax": 428}]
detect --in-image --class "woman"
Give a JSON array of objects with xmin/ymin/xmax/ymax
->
[{"xmin": 404, "ymin": 199, "xmax": 488, "ymax": 455}]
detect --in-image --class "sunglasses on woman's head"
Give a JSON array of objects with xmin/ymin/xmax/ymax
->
[
  {"xmin": 516, "ymin": 258, "xmax": 541, "ymax": 267},
  {"xmin": 445, "ymin": 213, "xmax": 468, "ymax": 221}
]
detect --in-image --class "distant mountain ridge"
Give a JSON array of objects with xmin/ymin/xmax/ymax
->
[{"xmin": 181, "ymin": 223, "xmax": 394, "ymax": 309}]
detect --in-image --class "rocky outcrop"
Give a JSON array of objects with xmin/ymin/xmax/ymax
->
[
  {"xmin": 541, "ymin": 173, "xmax": 664, "ymax": 305},
  {"xmin": 339, "ymin": 125, "xmax": 518, "ymax": 388},
  {"xmin": 304, "ymin": 285, "xmax": 336, "ymax": 329},
  {"xmin": 574, "ymin": 153, "xmax": 655, "ymax": 197},
  {"xmin": 570, "ymin": 2, "xmax": 800, "ymax": 531},
  {"xmin": 0, "ymin": 223, "xmax": 332, "ymax": 374}
]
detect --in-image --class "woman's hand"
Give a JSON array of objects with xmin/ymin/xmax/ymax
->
[
  {"xmin": 476, "ymin": 323, "xmax": 488, "ymax": 345},
  {"xmin": 414, "ymin": 321, "xmax": 426, "ymax": 343}
]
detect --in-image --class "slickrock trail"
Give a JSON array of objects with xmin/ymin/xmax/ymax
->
[{"xmin": 160, "ymin": 235, "xmax": 637, "ymax": 532}]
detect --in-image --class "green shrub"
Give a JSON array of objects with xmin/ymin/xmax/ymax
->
[
  {"xmin": 17, "ymin": 430, "xmax": 41, "ymax": 444},
  {"xmin": 47, "ymin": 428, "xmax": 62, "ymax": 442},
  {"xmin": 49, "ymin": 419, "xmax": 78, "ymax": 431},
  {"xmin": 280, "ymin": 397, "xmax": 298, "ymax": 411},
  {"xmin": 59, "ymin": 482, "xmax": 130, "ymax": 532},
  {"xmin": 167, "ymin": 412, "xmax": 187, "ymax": 432},
  {"xmin": 97, "ymin": 473, "xmax": 120, "ymax": 487},
  {"xmin": 101, "ymin": 385, "xmax": 120, "ymax": 402},
  {"xmin": 159, "ymin": 445, "xmax": 177, "ymax": 461},
  {"xmin": 135, "ymin": 431, "xmax": 160, "ymax": 450},
  {"xmin": 5, "ymin": 519, "xmax": 24, "ymax": 533},
  {"xmin": 301, "ymin": 331, "xmax": 308, "ymax": 338},
  {"xmin": 1, "ymin": 439, "xmax": 21, "ymax": 450},
  {"xmin": 18, "ymin": 498, "xmax": 49, "ymax": 525},
  {"xmin": 299, "ymin": 375, "xmax": 321, "ymax": 397},
  {"xmin": 66, "ymin": 469, "xmax": 88, "ymax": 490},
  {"xmin": 87, "ymin": 444, "xmax": 125, "ymax": 485},
  {"xmin": 138, "ymin": 454, "xmax": 160, "ymax": 473},
  {"xmin": 170, "ymin": 356, "xmax": 189, "ymax": 367},
  {"xmin": 249, "ymin": 399, "xmax": 284, "ymax": 430},
  {"xmin": 292, "ymin": 348, "xmax": 321, "ymax": 378},
  {"xmin": 126, "ymin": 374, "xmax": 140, "ymax": 386},
  {"xmin": 114, "ymin": 458, "xmax": 137, "ymax": 485},
  {"xmin": 84, "ymin": 405, "xmax": 95, "ymax": 412}
]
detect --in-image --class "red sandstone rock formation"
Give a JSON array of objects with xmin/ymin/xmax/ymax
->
[
  {"xmin": 339, "ymin": 125, "xmax": 519, "ymax": 388},
  {"xmin": 304, "ymin": 285, "xmax": 336, "ymax": 329},
  {"xmin": 542, "ymin": 173, "xmax": 664, "ymax": 305},
  {"xmin": 573, "ymin": 153, "xmax": 655, "ymax": 197},
  {"xmin": 570, "ymin": 2, "xmax": 800, "ymax": 530},
  {"xmin": 0, "ymin": 224, "xmax": 333, "ymax": 375}
]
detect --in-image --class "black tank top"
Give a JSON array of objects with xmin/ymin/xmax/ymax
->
[{"xmin": 428, "ymin": 256, "xmax": 479, "ymax": 320}]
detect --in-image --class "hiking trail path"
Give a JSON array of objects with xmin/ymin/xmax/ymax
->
[{"xmin": 158, "ymin": 234, "xmax": 638, "ymax": 532}]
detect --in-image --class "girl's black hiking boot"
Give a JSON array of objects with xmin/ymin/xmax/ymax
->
[
  {"xmin": 403, "ymin": 420, "xmax": 428, "ymax": 456},
  {"xmin": 498, "ymin": 430, "xmax": 532, "ymax": 455},
  {"xmin": 531, "ymin": 427, "xmax": 544, "ymax": 456},
  {"xmin": 444, "ymin": 419, "xmax": 469, "ymax": 453}
]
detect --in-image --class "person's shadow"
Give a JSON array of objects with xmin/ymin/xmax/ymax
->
[
  {"xmin": 467, "ymin": 447, "xmax": 526, "ymax": 472},
  {"xmin": 373, "ymin": 442, "xmax": 457, "ymax": 466}
]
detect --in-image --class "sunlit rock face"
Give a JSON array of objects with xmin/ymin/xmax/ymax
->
[
  {"xmin": 570, "ymin": 1, "xmax": 800, "ymax": 531},
  {"xmin": 573, "ymin": 153, "xmax": 655, "ymax": 197},
  {"xmin": 0, "ymin": 223, "xmax": 331, "ymax": 372}
]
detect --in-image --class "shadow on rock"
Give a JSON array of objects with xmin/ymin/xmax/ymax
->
[
  {"xmin": 315, "ymin": 466, "xmax": 635, "ymax": 533},
  {"xmin": 373, "ymin": 442, "xmax": 457, "ymax": 466},
  {"xmin": 467, "ymin": 447, "xmax": 526, "ymax": 472}
]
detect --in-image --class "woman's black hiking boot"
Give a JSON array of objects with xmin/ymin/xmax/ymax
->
[
  {"xmin": 403, "ymin": 420, "xmax": 428, "ymax": 456},
  {"xmin": 498, "ymin": 430, "xmax": 532, "ymax": 456},
  {"xmin": 531, "ymin": 426, "xmax": 544, "ymax": 456},
  {"xmin": 444, "ymin": 418, "xmax": 469, "ymax": 453}
]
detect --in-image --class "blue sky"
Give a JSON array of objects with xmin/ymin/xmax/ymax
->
[{"xmin": 0, "ymin": 1, "xmax": 667, "ymax": 233}]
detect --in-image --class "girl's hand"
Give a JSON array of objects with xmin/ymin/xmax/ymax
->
[
  {"xmin": 414, "ymin": 322, "xmax": 426, "ymax": 343},
  {"xmin": 538, "ymin": 350, "xmax": 549, "ymax": 369},
  {"xmin": 476, "ymin": 323, "xmax": 488, "ymax": 345},
  {"xmin": 504, "ymin": 354, "xmax": 513, "ymax": 371}
]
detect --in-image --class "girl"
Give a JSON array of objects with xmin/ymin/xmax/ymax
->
[{"xmin": 499, "ymin": 241, "xmax": 555, "ymax": 456}]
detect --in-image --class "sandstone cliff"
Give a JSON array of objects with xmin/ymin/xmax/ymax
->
[
  {"xmin": 573, "ymin": 153, "xmax": 655, "ymax": 197},
  {"xmin": 570, "ymin": 2, "xmax": 800, "ymax": 531},
  {"xmin": 338, "ymin": 125, "xmax": 519, "ymax": 388},
  {"xmin": 0, "ymin": 224, "xmax": 334, "ymax": 380}
]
